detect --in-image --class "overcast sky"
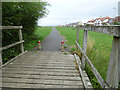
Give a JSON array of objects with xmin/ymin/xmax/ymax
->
[{"xmin": 37, "ymin": 0, "xmax": 119, "ymax": 26}]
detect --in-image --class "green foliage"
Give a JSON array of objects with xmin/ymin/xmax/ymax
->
[
  {"xmin": 2, "ymin": 2, "xmax": 50, "ymax": 63},
  {"xmin": 70, "ymin": 47, "xmax": 76, "ymax": 52},
  {"xmin": 2, "ymin": 26, "xmax": 52, "ymax": 63},
  {"xmin": 102, "ymin": 22, "xmax": 107, "ymax": 25},
  {"xmin": 24, "ymin": 26, "xmax": 52, "ymax": 50},
  {"xmin": 114, "ymin": 22, "xmax": 120, "ymax": 25}
]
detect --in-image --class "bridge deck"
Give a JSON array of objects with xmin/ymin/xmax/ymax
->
[{"xmin": 2, "ymin": 51, "xmax": 85, "ymax": 88}]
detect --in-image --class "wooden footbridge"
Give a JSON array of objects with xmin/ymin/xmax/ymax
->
[{"xmin": 0, "ymin": 25, "xmax": 120, "ymax": 89}]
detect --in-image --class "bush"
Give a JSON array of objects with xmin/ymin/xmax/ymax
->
[
  {"xmin": 2, "ymin": 2, "xmax": 50, "ymax": 63},
  {"xmin": 114, "ymin": 22, "xmax": 120, "ymax": 25}
]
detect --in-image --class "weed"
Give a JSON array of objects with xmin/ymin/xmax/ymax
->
[
  {"xmin": 63, "ymin": 52, "xmax": 67, "ymax": 55},
  {"xmin": 87, "ymin": 35, "xmax": 95, "ymax": 53}
]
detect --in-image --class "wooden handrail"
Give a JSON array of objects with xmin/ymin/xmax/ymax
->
[
  {"xmin": 0, "ymin": 26, "xmax": 23, "ymax": 30},
  {"xmin": 77, "ymin": 25, "xmax": 120, "ymax": 37},
  {"xmin": 0, "ymin": 40, "xmax": 24, "ymax": 51},
  {"xmin": 76, "ymin": 25, "xmax": 120, "ymax": 88},
  {"xmin": 0, "ymin": 26, "xmax": 24, "ymax": 65},
  {"xmin": 75, "ymin": 41, "xmax": 109, "ymax": 88}
]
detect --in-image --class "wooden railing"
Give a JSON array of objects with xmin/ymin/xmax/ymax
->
[
  {"xmin": 75, "ymin": 25, "xmax": 120, "ymax": 88},
  {"xmin": 0, "ymin": 26, "xmax": 24, "ymax": 65}
]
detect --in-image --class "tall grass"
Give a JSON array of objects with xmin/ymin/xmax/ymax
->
[
  {"xmin": 56, "ymin": 26, "xmax": 113, "ymax": 88},
  {"xmin": 24, "ymin": 26, "xmax": 52, "ymax": 50},
  {"xmin": 87, "ymin": 36, "xmax": 95, "ymax": 53}
]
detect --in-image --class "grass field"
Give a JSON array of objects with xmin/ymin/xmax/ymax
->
[
  {"xmin": 56, "ymin": 26, "xmax": 113, "ymax": 88},
  {"xmin": 24, "ymin": 26, "xmax": 52, "ymax": 50}
]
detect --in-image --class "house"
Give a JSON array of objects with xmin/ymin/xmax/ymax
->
[
  {"xmin": 87, "ymin": 19, "xmax": 95, "ymax": 25},
  {"xmin": 95, "ymin": 16, "xmax": 111, "ymax": 25},
  {"xmin": 87, "ymin": 16, "xmax": 112, "ymax": 25}
]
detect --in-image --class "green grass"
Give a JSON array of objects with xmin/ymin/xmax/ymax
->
[
  {"xmin": 56, "ymin": 26, "xmax": 113, "ymax": 88},
  {"xmin": 24, "ymin": 26, "xmax": 52, "ymax": 50}
]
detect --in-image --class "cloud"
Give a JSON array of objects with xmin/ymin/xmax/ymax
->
[{"xmin": 38, "ymin": 0, "xmax": 119, "ymax": 26}]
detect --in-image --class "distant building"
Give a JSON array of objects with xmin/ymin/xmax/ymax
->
[
  {"xmin": 87, "ymin": 19, "xmax": 95, "ymax": 25},
  {"xmin": 76, "ymin": 21, "xmax": 84, "ymax": 26},
  {"xmin": 87, "ymin": 16, "xmax": 117, "ymax": 25}
]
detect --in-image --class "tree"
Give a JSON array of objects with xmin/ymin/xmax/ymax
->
[
  {"xmin": 2, "ymin": 2, "xmax": 50, "ymax": 45},
  {"xmin": 2, "ymin": 2, "xmax": 50, "ymax": 63}
]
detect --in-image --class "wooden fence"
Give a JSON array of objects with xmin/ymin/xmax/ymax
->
[
  {"xmin": 75, "ymin": 25, "xmax": 120, "ymax": 88},
  {"xmin": 0, "ymin": 26, "xmax": 24, "ymax": 65}
]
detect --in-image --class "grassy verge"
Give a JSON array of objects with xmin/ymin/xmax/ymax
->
[
  {"xmin": 2, "ymin": 26, "xmax": 52, "ymax": 63},
  {"xmin": 56, "ymin": 26, "xmax": 113, "ymax": 88},
  {"xmin": 24, "ymin": 26, "xmax": 52, "ymax": 50}
]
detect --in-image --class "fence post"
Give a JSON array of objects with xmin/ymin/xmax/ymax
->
[
  {"xmin": 106, "ymin": 36, "xmax": 120, "ymax": 88},
  {"xmin": 82, "ymin": 30, "xmax": 88, "ymax": 70},
  {"xmin": 76, "ymin": 27, "xmax": 79, "ymax": 51},
  {"xmin": 19, "ymin": 29, "xmax": 24, "ymax": 53}
]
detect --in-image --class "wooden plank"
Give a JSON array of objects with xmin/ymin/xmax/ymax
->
[
  {"xmin": 82, "ymin": 30, "xmax": 88, "ymax": 70},
  {"xmin": 2, "ymin": 51, "xmax": 84, "ymax": 88},
  {"xmin": 106, "ymin": 36, "xmax": 120, "ymax": 88},
  {"xmin": 3, "ymin": 74, "xmax": 81, "ymax": 81},
  {"xmin": 0, "ymin": 51, "xmax": 2, "ymax": 65},
  {"xmin": 3, "ymin": 72, "xmax": 79, "ymax": 78},
  {"xmin": 119, "ymin": 37, "xmax": 120, "ymax": 83},
  {"xmin": 3, "ymin": 82, "xmax": 83, "ymax": 88},
  {"xmin": 0, "ymin": 40, "xmax": 24, "ymax": 51},
  {"xmin": 2, "ymin": 51, "xmax": 27, "ymax": 68},
  {"xmin": 77, "ymin": 25, "xmax": 120, "ymax": 37},
  {"xmin": 19, "ymin": 29, "xmax": 24, "ymax": 53},
  {"xmin": 10, "ymin": 62, "xmax": 74, "ymax": 65},
  {"xmin": 74, "ymin": 54, "xmax": 92, "ymax": 88},
  {"xmin": 5, "ymin": 65, "xmax": 75, "ymax": 68},
  {"xmin": 75, "ymin": 41, "xmax": 109, "ymax": 88},
  {"xmin": 7, "ymin": 63, "xmax": 75, "ymax": 67},
  {"xmin": 2, "ymin": 70, "xmax": 78, "ymax": 75},
  {"xmin": 0, "ymin": 26, "xmax": 22, "ymax": 30},
  {"xmin": 3, "ymin": 66, "xmax": 76, "ymax": 70},
  {"xmin": 2, "ymin": 78, "xmax": 83, "ymax": 86}
]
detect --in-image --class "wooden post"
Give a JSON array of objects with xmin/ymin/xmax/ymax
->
[
  {"xmin": 82, "ymin": 30, "xmax": 88, "ymax": 70},
  {"xmin": 19, "ymin": 29, "xmax": 24, "ymax": 53},
  {"xmin": 119, "ymin": 37, "xmax": 120, "ymax": 84},
  {"xmin": 106, "ymin": 36, "xmax": 120, "ymax": 88},
  {"xmin": 0, "ymin": 51, "xmax": 2, "ymax": 90},
  {"xmin": 76, "ymin": 28, "xmax": 79, "ymax": 51}
]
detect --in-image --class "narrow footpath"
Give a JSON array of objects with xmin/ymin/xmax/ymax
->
[{"xmin": 32, "ymin": 27, "xmax": 69, "ymax": 51}]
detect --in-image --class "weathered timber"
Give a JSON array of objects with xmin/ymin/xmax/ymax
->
[
  {"xmin": 19, "ymin": 29, "xmax": 24, "ymax": 53},
  {"xmin": 106, "ymin": 36, "xmax": 120, "ymax": 88},
  {"xmin": 2, "ymin": 51, "xmax": 84, "ymax": 88},
  {"xmin": 77, "ymin": 25, "xmax": 120, "ymax": 37},
  {"xmin": 74, "ymin": 54, "xmax": 92, "ymax": 88},
  {"xmin": 2, "ymin": 51, "xmax": 27, "ymax": 68},
  {"xmin": 0, "ymin": 40, "xmax": 24, "ymax": 51},
  {"xmin": 75, "ymin": 41, "xmax": 109, "ymax": 88},
  {"xmin": 119, "ymin": 37, "xmax": 120, "ymax": 83},
  {"xmin": 0, "ymin": 26, "xmax": 22, "ymax": 30},
  {"xmin": 1, "ymin": 26, "xmax": 24, "ymax": 65},
  {"xmin": 0, "ymin": 51, "xmax": 2, "ymax": 65},
  {"xmin": 82, "ymin": 30, "xmax": 88, "ymax": 70}
]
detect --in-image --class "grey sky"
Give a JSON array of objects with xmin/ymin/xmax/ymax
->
[{"xmin": 38, "ymin": 0, "xmax": 119, "ymax": 26}]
